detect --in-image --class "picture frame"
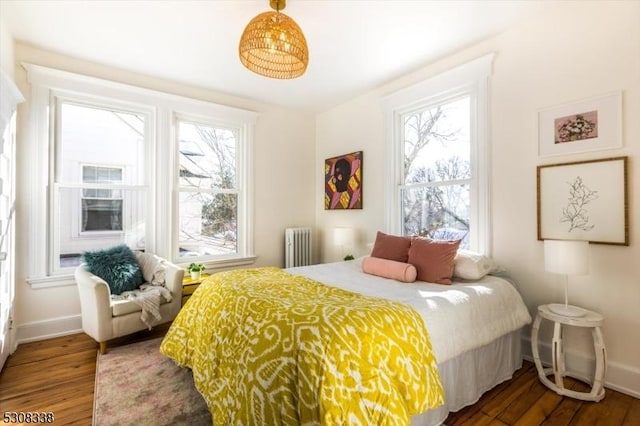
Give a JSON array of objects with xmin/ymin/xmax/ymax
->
[
  {"xmin": 324, "ymin": 151, "xmax": 362, "ymax": 210},
  {"xmin": 537, "ymin": 156, "xmax": 628, "ymax": 245},
  {"xmin": 538, "ymin": 91, "xmax": 622, "ymax": 157}
]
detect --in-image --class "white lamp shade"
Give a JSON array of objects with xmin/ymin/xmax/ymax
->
[
  {"xmin": 334, "ymin": 227, "xmax": 355, "ymax": 247},
  {"xmin": 544, "ymin": 239, "xmax": 589, "ymax": 275}
]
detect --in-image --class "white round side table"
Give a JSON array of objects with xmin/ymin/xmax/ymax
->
[{"xmin": 531, "ymin": 304, "xmax": 606, "ymax": 402}]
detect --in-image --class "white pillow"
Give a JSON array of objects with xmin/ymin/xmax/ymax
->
[
  {"xmin": 135, "ymin": 252, "xmax": 167, "ymax": 285},
  {"xmin": 453, "ymin": 249, "xmax": 502, "ymax": 280}
]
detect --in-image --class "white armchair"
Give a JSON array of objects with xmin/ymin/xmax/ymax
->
[{"xmin": 75, "ymin": 254, "xmax": 184, "ymax": 354}]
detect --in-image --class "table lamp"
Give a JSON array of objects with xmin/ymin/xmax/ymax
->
[
  {"xmin": 334, "ymin": 227, "xmax": 355, "ymax": 260},
  {"xmin": 544, "ymin": 239, "xmax": 589, "ymax": 317}
]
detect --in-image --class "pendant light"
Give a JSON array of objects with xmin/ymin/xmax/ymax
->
[{"xmin": 238, "ymin": 0, "xmax": 309, "ymax": 79}]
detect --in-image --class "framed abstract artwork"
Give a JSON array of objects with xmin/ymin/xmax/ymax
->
[
  {"xmin": 324, "ymin": 151, "xmax": 362, "ymax": 210},
  {"xmin": 537, "ymin": 156, "xmax": 628, "ymax": 245},
  {"xmin": 538, "ymin": 91, "xmax": 622, "ymax": 156}
]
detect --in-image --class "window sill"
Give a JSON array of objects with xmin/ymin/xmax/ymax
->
[
  {"xmin": 28, "ymin": 256, "xmax": 258, "ymax": 289},
  {"xmin": 28, "ymin": 274, "xmax": 77, "ymax": 289},
  {"xmin": 200, "ymin": 255, "xmax": 257, "ymax": 271}
]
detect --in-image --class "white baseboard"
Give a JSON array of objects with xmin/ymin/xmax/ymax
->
[
  {"xmin": 522, "ymin": 335, "xmax": 640, "ymax": 399},
  {"xmin": 16, "ymin": 314, "xmax": 83, "ymax": 344}
]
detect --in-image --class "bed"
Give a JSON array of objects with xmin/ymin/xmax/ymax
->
[
  {"xmin": 288, "ymin": 258, "xmax": 532, "ymax": 425},
  {"xmin": 160, "ymin": 258, "xmax": 531, "ymax": 425}
]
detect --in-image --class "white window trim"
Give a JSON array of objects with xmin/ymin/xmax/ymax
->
[
  {"xmin": 382, "ymin": 53, "xmax": 494, "ymax": 254},
  {"xmin": 22, "ymin": 64, "xmax": 258, "ymax": 288}
]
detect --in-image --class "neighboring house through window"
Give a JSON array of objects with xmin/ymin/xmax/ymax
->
[
  {"xmin": 81, "ymin": 165, "xmax": 124, "ymax": 232},
  {"xmin": 56, "ymin": 101, "xmax": 146, "ymax": 270},
  {"xmin": 383, "ymin": 54, "xmax": 494, "ymax": 253}
]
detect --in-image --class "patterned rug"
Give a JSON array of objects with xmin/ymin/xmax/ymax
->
[{"xmin": 93, "ymin": 337, "xmax": 210, "ymax": 425}]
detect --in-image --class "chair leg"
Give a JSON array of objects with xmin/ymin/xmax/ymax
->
[{"xmin": 99, "ymin": 341, "xmax": 107, "ymax": 355}]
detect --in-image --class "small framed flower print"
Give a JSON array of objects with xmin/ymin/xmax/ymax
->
[{"xmin": 538, "ymin": 91, "xmax": 622, "ymax": 157}]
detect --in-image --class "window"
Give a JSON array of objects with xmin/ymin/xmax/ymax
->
[
  {"xmin": 81, "ymin": 165, "xmax": 124, "ymax": 232},
  {"xmin": 384, "ymin": 54, "xmax": 494, "ymax": 253},
  {"xmin": 55, "ymin": 101, "xmax": 147, "ymax": 270},
  {"xmin": 176, "ymin": 119, "xmax": 242, "ymax": 260},
  {"xmin": 0, "ymin": 70, "xmax": 23, "ymax": 369},
  {"xmin": 401, "ymin": 96, "xmax": 472, "ymax": 245},
  {"xmin": 23, "ymin": 64, "xmax": 257, "ymax": 287}
]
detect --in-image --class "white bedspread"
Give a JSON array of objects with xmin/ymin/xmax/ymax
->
[{"xmin": 288, "ymin": 259, "xmax": 531, "ymax": 363}]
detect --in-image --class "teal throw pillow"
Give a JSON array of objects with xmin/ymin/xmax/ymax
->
[{"xmin": 82, "ymin": 244, "xmax": 144, "ymax": 295}]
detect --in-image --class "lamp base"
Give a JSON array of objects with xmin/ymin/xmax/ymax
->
[{"xmin": 548, "ymin": 303, "xmax": 586, "ymax": 318}]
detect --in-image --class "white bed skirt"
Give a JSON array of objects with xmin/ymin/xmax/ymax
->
[{"xmin": 412, "ymin": 329, "xmax": 523, "ymax": 426}]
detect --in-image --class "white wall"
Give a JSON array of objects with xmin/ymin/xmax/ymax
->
[
  {"xmin": 315, "ymin": 94, "xmax": 386, "ymax": 261},
  {"xmin": 315, "ymin": 1, "xmax": 640, "ymax": 396},
  {"xmin": 12, "ymin": 43, "xmax": 316, "ymax": 341},
  {"xmin": 0, "ymin": 15, "xmax": 14, "ymax": 77}
]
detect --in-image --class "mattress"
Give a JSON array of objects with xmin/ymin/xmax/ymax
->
[{"xmin": 287, "ymin": 258, "xmax": 532, "ymax": 363}]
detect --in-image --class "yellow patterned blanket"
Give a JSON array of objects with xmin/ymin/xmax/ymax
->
[{"xmin": 160, "ymin": 267, "xmax": 444, "ymax": 425}]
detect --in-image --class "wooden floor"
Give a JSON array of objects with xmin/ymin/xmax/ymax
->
[
  {"xmin": 0, "ymin": 326, "xmax": 169, "ymax": 425},
  {"xmin": 446, "ymin": 363, "xmax": 640, "ymax": 425},
  {"xmin": 1, "ymin": 328, "xmax": 638, "ymax": 425}
]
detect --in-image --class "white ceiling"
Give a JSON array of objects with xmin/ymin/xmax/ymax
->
[{"xmin": 1, "ymin": 0, "xmax": 550, "ymax": 112}]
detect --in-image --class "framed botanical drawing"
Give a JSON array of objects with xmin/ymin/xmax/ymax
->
[
  {"xmin": 538, "ymin": 91, "xmax": 622, "ymax": 156},
  {"xmin": 324, "ymin": 151, "xmax": 362, "ymax": 210},
  {"xmin": 537, "ymin": 156, "xmax": 628, "ymax": 245}
]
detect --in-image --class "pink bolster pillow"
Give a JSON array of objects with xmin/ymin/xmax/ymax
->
[{"xmin": 362, "ymin": 256, "xmax": 417, "ymax": 283}]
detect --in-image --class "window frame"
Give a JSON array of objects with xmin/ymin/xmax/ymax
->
[
  {"xmin": 383, "ymin": 54, "xmax": 494, "ymax": 254},
  {"xmin": 23, "ymin": 63, "xmax": 258, "ymax": 288},
  {"xmin": 173, "ymin": 114, "xmax": 252, "ymax": 264}
]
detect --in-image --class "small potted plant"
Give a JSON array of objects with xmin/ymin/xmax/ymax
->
[{"xmin": 187, "ymin": 263, "xmax": 205, "ymax": 280}]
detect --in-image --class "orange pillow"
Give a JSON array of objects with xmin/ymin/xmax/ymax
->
[
  {"xmin": 408, "ymin": 237, "xmax": 461, "ymax": 284},
  {"xmin": 370, "ymin": 231, "xmax": 412, "ymax": 263},
  {"xmin": 362, "ymin": 256, "xmax": 417, "ymax": 283}
]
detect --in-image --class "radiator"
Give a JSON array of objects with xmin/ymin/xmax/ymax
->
[{"xmin": 285, "ymin": 227, "xmax": 312, "ymax": 268}]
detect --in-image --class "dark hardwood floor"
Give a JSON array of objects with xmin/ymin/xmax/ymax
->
[
  {"xmin": 1, "ymin": 327, "xmax": 638, "ymax": 425},
  {"xmin": 446, "ymin": 362, "xmax": 639, "ymax": 425},
  {"xmin": 0, "ymin": 326, "xmax": 169, "ymax": 425}
]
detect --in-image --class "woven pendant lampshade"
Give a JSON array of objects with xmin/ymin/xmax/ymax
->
[{"xmin": 239, "ymin": 0, "xmax": 309, "ymax": 79}]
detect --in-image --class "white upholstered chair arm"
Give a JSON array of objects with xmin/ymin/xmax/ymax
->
[
  {"xmin": 75, "ymin": 264, "xmax": 113, "ymax": 342},
  {"xmin": 162, "ymin": 261, "xmax": 185, "ymax": 318}
]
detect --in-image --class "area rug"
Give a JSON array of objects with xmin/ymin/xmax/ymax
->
[{"xmin": 93, "ymin": 337, "xmax": 210, "ymax": 425}]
